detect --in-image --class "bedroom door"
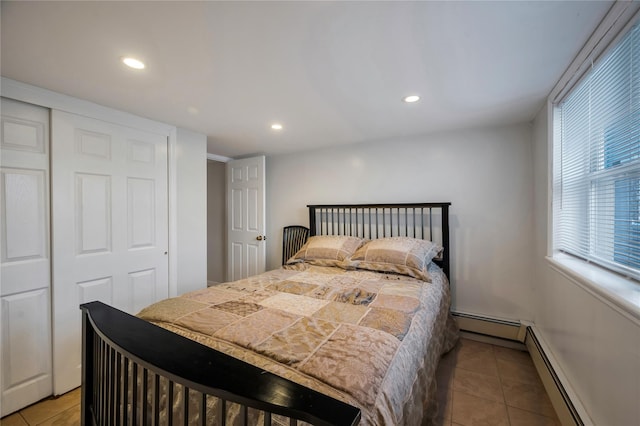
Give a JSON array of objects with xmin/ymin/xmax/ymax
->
[
  {"xmin": 51, "ymin": 110, "xmax": 169, "ymax": 394},
  {"xmin": 227, "ymin": 156, "xmax": 266, "ymax": 281},
  {"xmin": 0, "ymin": 98, "xmax": 52, "ymax": 416}
]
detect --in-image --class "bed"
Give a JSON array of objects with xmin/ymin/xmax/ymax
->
[{"xmin": 80, "ymin": 202, "xmax": 458, "ymax": 425}]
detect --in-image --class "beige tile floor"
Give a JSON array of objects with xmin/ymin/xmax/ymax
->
[
  {"xmin": 436, "ymin": 338, "xmax": 560, "ymax": 426},
  {"xmin": 1, "ymin": 338, "xmax": 558, "ymax": 426}
]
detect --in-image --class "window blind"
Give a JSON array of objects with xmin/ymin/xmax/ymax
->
[{"xmin": 555, "ymin": 22, "xmax": 640, "ymax": 280}]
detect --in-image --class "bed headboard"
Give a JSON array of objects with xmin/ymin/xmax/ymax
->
[{"xmin": 307, "ymin": 202, "xmax": 451, "ymax": 278}]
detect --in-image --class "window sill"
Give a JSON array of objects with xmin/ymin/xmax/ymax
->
[{"xmin": 546, "ymin": 253, "xmax": 640, "ymax": 324}]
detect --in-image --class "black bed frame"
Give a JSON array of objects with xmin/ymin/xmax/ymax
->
[
  {"xmin": 308, "ymin": 203, "xmax": 450, "ymax": 278},
  {"xmin": 81, "ymin": 302, "xmax": 359, "ymax": 426},
  {"xmin": 80, "ymin": 202, "xmax": 451, "ymax": 426}
]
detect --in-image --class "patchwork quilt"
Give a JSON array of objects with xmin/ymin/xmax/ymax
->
[{"xmin": 137, "ymin": 263, "xmax": 458, "ymax": 425}]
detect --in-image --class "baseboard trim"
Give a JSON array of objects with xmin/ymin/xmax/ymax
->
[{"xmin": 452, "ymin": 312, "xmax": 588, "ymax": 426}]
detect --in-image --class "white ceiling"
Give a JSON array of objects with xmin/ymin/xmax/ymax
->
[{"xmin": 1, "ymin": 1, "xmax": 612, "ymax": 158}]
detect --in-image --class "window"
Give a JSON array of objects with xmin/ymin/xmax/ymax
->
[{"xmin": 554, "ymin": 22, "xmax": 640, "ymax": 280}]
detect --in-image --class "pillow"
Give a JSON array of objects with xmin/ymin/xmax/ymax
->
[
  {"xmin": 286, "ymin": 235, "xmax": 366, "ymax": 267},
  {"xmin": 347, "ymin": 237, "xmax": 442, "ymax": 282}
]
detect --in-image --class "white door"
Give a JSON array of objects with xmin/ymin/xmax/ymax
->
[
  {"xmin": 51, "ymin": 110, "xmax": 169, "ymax": 394},
  {"xmin": 227, "ymin": 156, "xmax": 266, "ymax": 281},
  {"xmin": 0, "ymin": 98, "xmax": 52, "ymax": 416}
]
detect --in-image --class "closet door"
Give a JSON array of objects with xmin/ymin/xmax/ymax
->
[
  {"xmin": 51, "ymin": 111, "xmax": 169, "ymax": 394},
  {"xmin": 0, "ymin": 98, "xmax": 52, "ymax": 416}
]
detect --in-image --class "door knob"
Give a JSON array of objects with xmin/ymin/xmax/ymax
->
[{"xmin": 256, "ymin": 235, "xmax": 264, "ymax": 241}]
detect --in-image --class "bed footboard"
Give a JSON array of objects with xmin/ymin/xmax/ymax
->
[{"xmin": 80, "ymin": 301, "xmax": 361, "ymax": 426}]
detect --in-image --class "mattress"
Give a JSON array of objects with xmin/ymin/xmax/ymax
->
[{"xmin": 138, "ymin": 262, "xmax": 458, "ymax": 425}]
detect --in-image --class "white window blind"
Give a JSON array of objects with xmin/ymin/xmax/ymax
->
[{"xmin": 555, "ymin": 22, "xmax": 640, "ymax": 280}]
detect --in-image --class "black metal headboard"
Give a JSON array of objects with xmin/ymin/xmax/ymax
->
[{"xmin": 307, "ymin": 203, "xmax": 451, "ymax": 278}]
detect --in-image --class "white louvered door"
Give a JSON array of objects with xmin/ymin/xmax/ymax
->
[
  {"xmin": 51, "ymin": 110, "xmax": 169, "ymax": 394},
  {"xmin": 0, "ymin": 98, "xmax": 53, "ymax": 416}
]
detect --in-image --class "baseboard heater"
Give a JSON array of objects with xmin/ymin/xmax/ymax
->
[
  {"xmin": 452, "ymin": 311, "xmax": 585, "ymax": 426},
  {"xmin": 452, "ymin": 311, "xmax": 526, "ymax": 341},
  {"xmin": 524, "ymin": 327, "xmax": 585, "ymax": 426}
]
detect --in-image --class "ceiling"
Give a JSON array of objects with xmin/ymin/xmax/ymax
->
[{"xmin": 1, "ymin": 1, "xmax": 612, "ymax": 158}]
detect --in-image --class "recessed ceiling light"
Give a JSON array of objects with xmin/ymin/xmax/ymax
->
[
  {"xmin": 271, "ymin": 123, "xmax": 283, "ymax": 130},
  {"xmin": 122, "ymin": 57, "xmax": 145, "ymax": 70},
  {"xmin": 403, "ymin": 95, "xmax": 420, "ymax": 103}
]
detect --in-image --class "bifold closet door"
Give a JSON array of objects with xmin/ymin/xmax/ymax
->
[
  {"xmin": 0, "ymin": 98, "xmax": 52, "ymax": 416},
  {"xmin": 51, "ymin": 110, "xmax": 169, "ymax": 395}
]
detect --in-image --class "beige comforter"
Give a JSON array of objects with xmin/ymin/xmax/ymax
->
[{"xmin": 138, "ymin": 262, "xmax": 458, "ymax": 425}]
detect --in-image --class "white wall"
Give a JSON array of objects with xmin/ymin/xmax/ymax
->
[
  {"xmin": 175, "ymin": 128, "xmax": 208, "ymax": 294},
  {"xmin": 532, "ymin": 103, "xmax": 640, "ymax": 425},
  {"xmin": 266, "ymin": 124, "xmax": 535, "ymax": 321}
]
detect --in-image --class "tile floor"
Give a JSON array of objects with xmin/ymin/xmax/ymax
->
[
  {"xmin": 1, "ymin": 338, "xmax": 558, "ymax": 426},
  {"xmin": 436, "ymin": 337, "xmax": 559, "ymax": 426}
]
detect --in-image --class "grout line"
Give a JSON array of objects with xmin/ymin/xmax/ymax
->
[
  {"xmin": 493, "ymin": 345, "xmax": 512, "ymax": 426},
  {"xmin": 492, "ymin": 343, "xmax": 511, "ymax": 413},
  {"xmin": 490, "ymin": 344, "xmax": 508, "ymax": 406}
]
